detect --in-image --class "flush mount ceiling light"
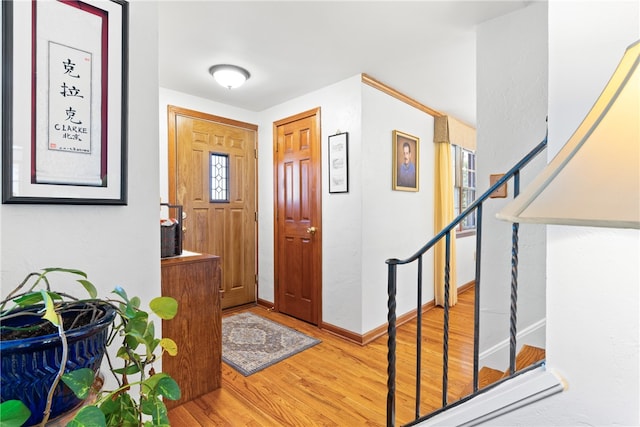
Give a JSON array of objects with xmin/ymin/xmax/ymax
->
[{"xmin": 208, "ymin": 64, "xmax": 250, "ymax": 89}]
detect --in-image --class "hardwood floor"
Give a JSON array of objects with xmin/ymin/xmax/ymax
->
[{"xmin": 167, "ymin": 288, "xmax": 477, "ymax": 426}]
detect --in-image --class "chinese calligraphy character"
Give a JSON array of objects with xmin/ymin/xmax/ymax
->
[
  {"xmin": 64, "ymin": 107, "xmax": 82, "ymax": 125},
  {"xmin": 62, "ymin": 58, "xmax": 80, "ymax": 78},
  {"xmin": 60, "ymin": 82, "xmax": 84, "ymax": 98}
]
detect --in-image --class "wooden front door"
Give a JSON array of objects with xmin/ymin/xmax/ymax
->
[
  {"xmin": 274, "ymin": 108, "xmax": 322, "ymax": 325},
  {"xmin": 168, "ymin": 106, "xmax": 257, "ymax": 310}
]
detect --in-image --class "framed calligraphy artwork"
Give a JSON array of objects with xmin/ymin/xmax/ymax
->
[{"xmin": 2, "ymin": 0, "xmax": 128, "ymax": 204}]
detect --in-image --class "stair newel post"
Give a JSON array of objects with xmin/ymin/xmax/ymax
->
[
  {"xmin": 415, "ymin": 255, "xmax": 423, "ymax": 419},
  {"xmin": 386, "ymin": 260, "xmax": 398, "ymax": 427},
  {"xmin": 473, "ymin": 203, "xmax": 483, "ymax": 393},
  {"xmin": 509, "ymin": 171, "xmax": 521, "ymax": 375},
  {"xmin": 442, "ymin": 231, "xmax": 451, "ymax": 407}
]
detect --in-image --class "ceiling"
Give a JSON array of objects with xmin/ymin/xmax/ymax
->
[{"xmin": 158, "ymin": 1, "xmax": 531, "ymax": 126}]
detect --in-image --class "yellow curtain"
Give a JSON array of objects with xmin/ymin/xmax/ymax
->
[
  {"xmin": 433, "ymin": 115, "xmax": 476, "ymax": 307},
  {"xmin": 433, "ymin": 137, "xmax": 457, "ymax": 307}
]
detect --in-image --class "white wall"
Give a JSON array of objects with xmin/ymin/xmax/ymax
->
[
  {"xmin": 494, "ymin": 1, "xmax": 640, "ymax": 425},
  {"xmin": 456, "ymin": 235, "xmax": 477, "ymax": 288},
  {"xmin": 361, "ymin": 85, "xmax": 435, "ymax": 333},
  {"xmin": 257, "ymin": 76, "xmax": 364, "ymax": 332},
  {"xmin": 1, "ymin": 0, "xmax": 161, "ymax": 377},
  {"xmin": 476, "ymin": 2, "xmax": 549, "ymax": 367}
]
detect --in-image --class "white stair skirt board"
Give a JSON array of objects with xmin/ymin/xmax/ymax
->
[{"xmin": 419, "ymin": 366, "xmax": 566, "ymax": 427}]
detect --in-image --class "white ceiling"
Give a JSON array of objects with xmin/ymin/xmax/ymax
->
[{"xmin": 158, "ymin": 1, "xmax": 531, "ymax": 126}]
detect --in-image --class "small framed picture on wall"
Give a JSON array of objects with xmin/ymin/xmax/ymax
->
[
  {"xmin": 392, "ymin": 130, "xmax": 419, "ymax": 192},
  {"xmin": 328, "ymin": 132, "xmax": 349, "ymax": 193}
]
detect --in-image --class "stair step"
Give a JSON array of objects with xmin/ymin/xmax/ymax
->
[
  {"xmin": 499, "ymin": 344, "xmax": 546, "ymax": 379},
  {"xmin": 512, "ymin": 344, "xmax": 546, "ymax": 372},
  {"xmin": 459, "ymin": 366, "xmax": 504, "ymax": 397},
  {"xmin": 458, "ymin": 345, "xmax": 546, "ymax": 400},
  {"xmin": 481, "ymin": 366, "xmax": 505, "ymax": 385}
]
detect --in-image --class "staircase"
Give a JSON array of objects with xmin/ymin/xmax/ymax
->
[
  {"xmin": 459, "ymin": 345, "xmax": 546, "ymax": 399},
  {"xmin": 385, "ymin": 138, "xmax": 550, "ymax": 427}
]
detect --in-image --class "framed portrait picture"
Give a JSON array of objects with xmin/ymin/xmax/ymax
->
[
  {"xmin": 392, "ymin": 130, "xmax": 419, "ymax": 192},
  {"xmin": 328, "ymin": 132, "xmax": 349, "ymax": 193},
  {"xmin": 2, "ymin": 0, "xmax": 128, "ymax": 204}
]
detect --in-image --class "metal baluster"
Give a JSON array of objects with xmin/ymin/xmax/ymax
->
[
  {"xmin": 442, "ymin": 232, "xmax": 451, "ymax": 407},
  {"xmin": 416, "ymin": 255, "xmax": 423, "ymax": 419},
  {"xmin": 509, "ymin": 172, "xmax": 521, "ymax": 375},
  {"xmin": 387, "ymin": 262, "xmax": 397, "ymax": 427},
  {"xmin": 473, "ymin": 204, "xmax": 483, "ymax": 392}
]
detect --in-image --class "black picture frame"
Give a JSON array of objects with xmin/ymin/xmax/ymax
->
[
  {"xmin": 328, "ymin": 132, "xmax": 349, "ymax": 193},
  {"xmin": 2, "ymin": 0, "xmax": 128, "ymax": 205}
]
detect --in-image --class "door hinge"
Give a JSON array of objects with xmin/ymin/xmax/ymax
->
[
  {"xmin": 255, "ymin": 211, "xmax": 258, "ymax": 222},
  {"xmin": 254, "ymin": 148, "xmax": 258, "ymax": 159}
]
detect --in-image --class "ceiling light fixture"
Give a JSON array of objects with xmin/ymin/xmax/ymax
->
[{"xmin": 208, "ymin": 64, "xmax": 250, "ymax": 89}]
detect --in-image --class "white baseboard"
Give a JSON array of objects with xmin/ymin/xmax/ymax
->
[{"xmin": 478, "ymin": 318, "xmax": 546, "ymax": 369}]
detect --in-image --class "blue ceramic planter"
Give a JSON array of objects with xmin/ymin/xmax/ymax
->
[{"xmin": 0, "ymin": 302, "xmax": 116, "ymax": 426}]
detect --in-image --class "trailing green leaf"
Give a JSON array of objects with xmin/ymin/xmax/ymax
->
[
  {"xmin": 77, "ymin": 279, "xmax": 98, "ymax": 299},
  {"xmin": 101, "ymin": 394, "xmax": 138, "ymax": 427},
  {"xmin": 155, "ymin": 376, "xmax": 181, "ymax": 400},
  {"xmin": 143, "ymin": 319, "xmax": 155, "ymax": 341},
  {"xmin": 12, "ymin": 290, "xmax": 62, "ymax": 306},
  {"xmin": 43, "ymin": 267, "xmax": 88, "ymax": 278},
  {"xmin": 148, "ymin": 337, "xmax": 161, "ymax": 355},
  {"xmin": 160, "ymin": 337, "xmax": 178, "ymax": 356},
  {"xmin": 149, "ymin": 297, "xmax": 178, "ymax": 320},
  {"xmin": 62, "ymin": 368, "xmax": 96, "ymax": 400},
  {"xmin": 142, "ymin": 321, "xmax": 157, "ymax": 355},
  {"xmin": 124, "ymin": 314, "xmax": 148, "ymax": 350},
  {"xmin": 140, "ymin": 396, "xmax": 169, "ymax": 425},
  {"xmin": 40, "ymin": 290, "xmax": 59, "ymax": 326},
  {"xmin": 112, "ymin": 286, "xmax": 128, "ymax": 302},
  {"xmin": 0, "ymin": 400, "xmax": 31, "ymax": 427},
  {"xmin": 129, "ymin": 296, "xmax": 141, "ymax": 310},
  {"xmin": 116, "ymin": 346, "xmax": 131, "ymax": 361},
  {"xmin": 66, "ymin": 406, "xmax": 106, "ymax": 427},
  {"xmin": 113, "ymin": 364, "xmax": 141, "ymax": 376},
  {"xmin": 142, "ymin": 373, "xmax": 167, "ymax": 394}
]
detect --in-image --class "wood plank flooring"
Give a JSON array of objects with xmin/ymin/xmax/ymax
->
[{"xmin": 168, "ymin": 288, "xmax": 478, "ymax": 426}]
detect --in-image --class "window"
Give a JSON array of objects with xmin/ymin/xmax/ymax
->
[
  {"xmin": 210, "ymin": 152, "xmax": 229, "ymax": 202},
  {"xmin": 452, "ymin": 145, "xmax": 476, "ymax": 232}
]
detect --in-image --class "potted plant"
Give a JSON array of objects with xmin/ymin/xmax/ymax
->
[{"xmin": 0, "ymin": 267, "xmax": 180, "ymax": 426}]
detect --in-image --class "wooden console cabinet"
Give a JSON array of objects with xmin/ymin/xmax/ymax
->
[{"xmin": 161, "ymin": 253, "xmax": 221, "ymax": 409}]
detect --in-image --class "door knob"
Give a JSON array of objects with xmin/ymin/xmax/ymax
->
[{"xmin": 307, "ymin": 226, "xmax": 317, "ymax": 235}]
